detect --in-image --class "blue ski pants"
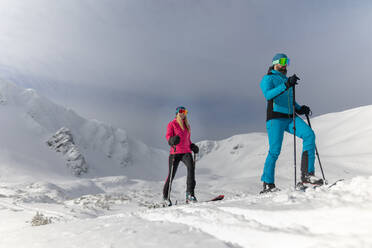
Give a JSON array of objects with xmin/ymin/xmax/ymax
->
[{"xmin": 261, "ymin": 117, "xmax": 316, "ymax": 183}]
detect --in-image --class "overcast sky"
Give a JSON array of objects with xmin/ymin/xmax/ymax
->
[{"xmin": 0, "ymin": 0, "xmax": 371, "ymax": 149}]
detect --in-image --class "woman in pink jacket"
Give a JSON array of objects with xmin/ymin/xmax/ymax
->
[{"xmin": 163, "ymin": 106, "xmax": 199, "ymax": 205}]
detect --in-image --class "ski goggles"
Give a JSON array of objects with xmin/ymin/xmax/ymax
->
[
  {"xmin": 272, "ymin": 57, "xmax": 290, "ymax": 66},
  {"xmin": 178, "ymin": 108, "xmax": 188, "ymax": 115}
]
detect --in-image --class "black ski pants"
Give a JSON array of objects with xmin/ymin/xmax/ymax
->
[{"xmin": 163, "ymin": 153, "xmax": 196, "ymax": 199}]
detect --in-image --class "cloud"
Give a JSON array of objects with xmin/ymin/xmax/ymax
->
[{"xmin": 0, "ymin": 0, "xmax": 371, "ymax": 149}]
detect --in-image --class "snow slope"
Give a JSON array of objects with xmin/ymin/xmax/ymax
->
[
  {"xmin": 1, "ymin": 105, "xmax": 372, "ymax": 247},
  {"xmin": 1, "ymin": 177, "xmax": 372, "ymax": 248},
  {"xmin": 196, "ymin": 106, "xmax": 372, "ymax": 193},
  {"xmin": 0, "ymin": 79, "xmax": 167, "ymax": 182}
]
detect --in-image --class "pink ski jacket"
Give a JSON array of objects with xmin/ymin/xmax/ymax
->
[{"xmin": 166, "ymin": 118, "xmax": 192, "ymax": 154}]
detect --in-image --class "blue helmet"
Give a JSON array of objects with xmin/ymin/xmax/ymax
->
[
  {"xmin": 272, "ymin": 53, "xmax": 288, "ymax": 62},
  {"xmin": 272, "ymin": 53, "xmax": 290, "ymax": 66}
]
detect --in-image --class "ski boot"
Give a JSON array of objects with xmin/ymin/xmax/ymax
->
[
  {"xmin": 260, "ymin": 182, "xmax": 280, "ymax": 194},
  {"xmin": 301, "ymin": 172, "xmax": 324, "ymax": 186},
  {"xmin": 162, "ymin": 197, "xmax": 172, "ymax": 207},
  {"xmin": 186, "ymin": 192, "xmax": 198, "ymax": 204}
]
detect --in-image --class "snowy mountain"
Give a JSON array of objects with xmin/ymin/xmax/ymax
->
[
  {"xmin": 0, "ymin": 79, "xmax": 167, "ymax": 182},
  {"xmin": 1, "ymin": 103, "xmax": 372, "ymax": 247},
  {"xmin": 196, "ymin": 105, "xmax": 372, "ymax": 192}
]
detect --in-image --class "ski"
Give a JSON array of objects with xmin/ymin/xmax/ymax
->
[
  {"xmin": 296, "ymin": 179, "xmax": 345, "ymax": 191},
  {"xmin": 296, "ymin": 182, "xmax": 319, "ymax": 191},
  {"xmin": 206, "ymin": 194, "xmax": 225, "ymax": 202},
  {"xmin": 146, "ymin": 195, "xmax": 224, "ymax": 209},
  {"xmin": 259, "ymin": 188, "xmax": 281, "ymax": 195},
  {"xmin": 327, "ymin": 179, "xmax": 345, "ymax": 188},
  {"xmin": 258, "ymin": 179, "xmax": 345, "ymax": 194}
]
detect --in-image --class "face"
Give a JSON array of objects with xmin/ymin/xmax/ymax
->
[
  {"xmin": 177, "ymin": 108, "xmax": 188, "ymax": 119},
  {"xmin": 274, "ymin": 64, "xmax": 287, "ymax": 75},
  {"xmin": 178, "ymin": 112, "xmax": 186, "ymax": 119}
]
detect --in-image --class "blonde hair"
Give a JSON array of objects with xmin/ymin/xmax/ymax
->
[{"xmin": 176, "ymin": 114, "xmax": 190, "ymax": 132}]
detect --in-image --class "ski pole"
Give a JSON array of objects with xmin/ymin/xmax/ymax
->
[
  {"xmin": 305, "ymin": 114, "xmax": 327, "ymax": 184},
  {"xmin": 292, "ymin": 84, "xmax": 297, "ymax": 189},
  {"xmin": 167, "ymin": 146, "xmax": 176, "ymax": 203}
]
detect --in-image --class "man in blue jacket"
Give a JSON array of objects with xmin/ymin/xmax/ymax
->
[{"xmin": 260, "ymin": 53, "xmax": 323, "ymax": 193}]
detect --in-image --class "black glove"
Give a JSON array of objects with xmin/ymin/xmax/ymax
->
[
  {"xmin": 190, "ymin": 143, "xmax": 199, "ymax": 154},
  {"xmin": 285, "ymin": 74, "xmax": 300, "ymax": 89},
  {"xmin": 296, "ymin": 105, "xmax": 311, "ymax": 115},
  {"xmin": 168, "ymin": 135, "xmax": 180, "ymax": 146}
]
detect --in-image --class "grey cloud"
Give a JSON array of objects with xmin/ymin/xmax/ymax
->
[{"xmin": 0, "ymin": 0, "xmax": 371, "ymax": 149}]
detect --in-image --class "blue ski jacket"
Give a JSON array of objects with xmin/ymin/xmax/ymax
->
[{"xmin": 260, "ymin": 70, "xmax": 301, "ymax": 120}]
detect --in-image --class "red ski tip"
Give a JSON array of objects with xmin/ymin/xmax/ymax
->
[{"xmin": 210, "ymin": 195, "xmax": 224, "ymax": 201}]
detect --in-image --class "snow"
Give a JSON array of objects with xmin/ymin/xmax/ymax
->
[
  {"xmin": 1, "ymin": 177, "xmax": 372, "ymax": 247},
  {"xmin": 1, "ymin": 81, "xmax": 372, "ymax": 247},
  {"xmin": 0, "ymin": 79, "xmax": 167, "ymax": 182}
]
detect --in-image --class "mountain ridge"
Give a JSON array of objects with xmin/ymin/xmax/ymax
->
[{"xmin": 0, "ymin": 79, "xmax": 167, "ymax": 182}]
